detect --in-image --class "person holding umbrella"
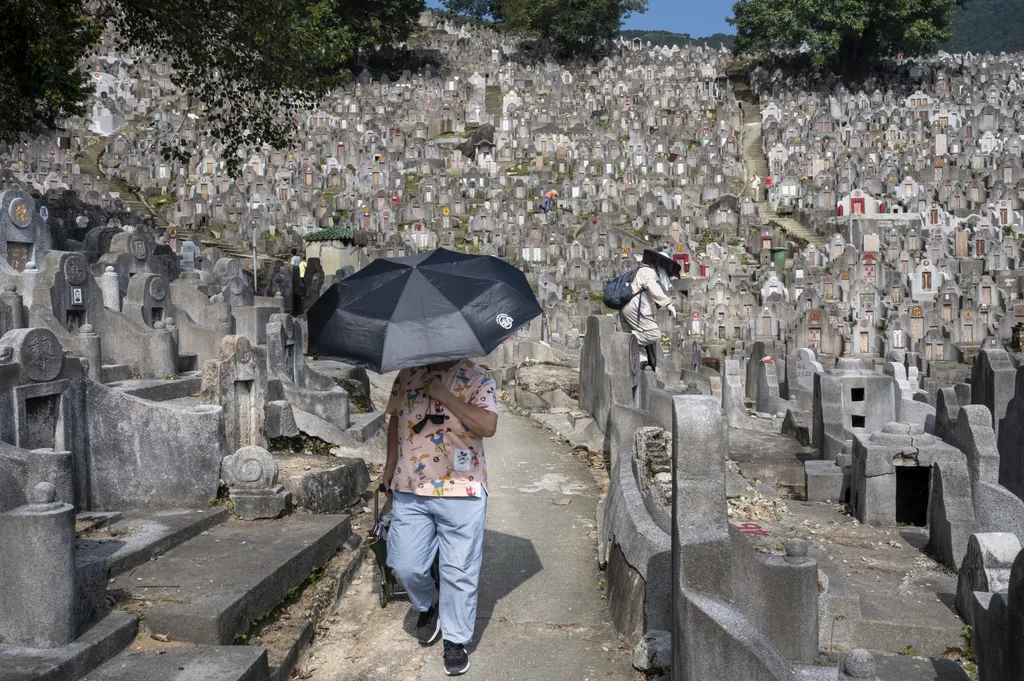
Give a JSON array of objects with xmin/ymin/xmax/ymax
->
[
  {"xmin": 306, "ymin": 248, "xmax": 542, "ymax": 677},
  {"xmin": 619, "ymin": 248, "xmax": 680, "ymax": 372},
  {"xmin": 381, "ymin": 359, "xmax": 497, "ymax": 675}
]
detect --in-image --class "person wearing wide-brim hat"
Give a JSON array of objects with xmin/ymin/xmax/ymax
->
[{"xmin": 618, "ymin": 249, "xmax": 680, "ymax": 371}]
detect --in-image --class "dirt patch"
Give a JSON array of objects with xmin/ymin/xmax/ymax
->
[{"xmin": 516, "ymin": 362, "xmax": 580, "ymax": 400}]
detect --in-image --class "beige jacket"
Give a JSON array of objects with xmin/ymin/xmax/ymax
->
[{"xmin": 618, "ymin": 265, "xmax": 672, "ymax": 345}]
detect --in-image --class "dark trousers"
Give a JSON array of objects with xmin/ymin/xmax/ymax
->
[{"xmin": 644, "ymin": 344, "xmax": 658, "ymax": 371}]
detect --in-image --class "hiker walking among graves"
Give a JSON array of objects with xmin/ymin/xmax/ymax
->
[
  {"xmin": 606, "ymin": 249, "xmax": 680, "ymax": 372},
  {"xmin": 306, "ymin": 248, "xmax": 542, "ymax": 677}
]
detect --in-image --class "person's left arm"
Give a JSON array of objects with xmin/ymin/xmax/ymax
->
[{"xmin": 423, "ymin": 375, "xmax": 498, "ymax": 438}]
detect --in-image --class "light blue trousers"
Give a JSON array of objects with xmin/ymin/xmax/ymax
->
[{"xmin": 387, "ymin": 491, "xmax": 487, "ymax": 645}]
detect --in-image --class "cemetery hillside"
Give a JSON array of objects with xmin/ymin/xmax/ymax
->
[{"xmin": 6, "ymin": 3, "xmax": 1024, "ymax": 681}]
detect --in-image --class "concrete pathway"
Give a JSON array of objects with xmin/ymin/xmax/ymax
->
[{"xmin": 302, "ymin": 404, "xmax": 636, "ymax": 681}]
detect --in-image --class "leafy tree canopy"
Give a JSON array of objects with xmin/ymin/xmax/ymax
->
[
  {"xmin": 729, "ymin": 0, "xmax": 968, "ymax": 77},
  {"xmin": 440, "ymin": 0, "xmax": 648, "ymax": 59},
  {"xmin": 1, "ymin": 0, "xmax": 425, "ymax": 175}
]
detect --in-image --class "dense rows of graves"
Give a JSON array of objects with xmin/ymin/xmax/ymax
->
[{"xmin": 2, "ymin": 7, "xmax": 1024, "ymax": 681}]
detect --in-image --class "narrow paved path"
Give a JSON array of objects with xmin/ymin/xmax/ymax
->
[{"xmin": 303, "ymin": 404, "xmax": 635, "ymax": 681}]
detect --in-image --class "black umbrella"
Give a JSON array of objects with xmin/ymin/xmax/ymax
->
[{"xmin": 306, "ymin": 248, "xmax": 542, "ymax": 373}]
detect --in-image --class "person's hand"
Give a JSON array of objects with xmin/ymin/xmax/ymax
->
[
  {"xmin": 667, "ymin": 303, "xmax": 677, "ymax": 319},
  {"xmin": 422, "ymin": 374, "xmax": 450, "ymax": 401},
  {"xmin": 381, "ymin": 470, "xmax": 395, "ymax": 495}
]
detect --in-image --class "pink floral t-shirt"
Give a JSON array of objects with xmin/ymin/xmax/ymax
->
[{"xmin": 386, "ymin": 360, "xmax": 498, "ymax": 498}]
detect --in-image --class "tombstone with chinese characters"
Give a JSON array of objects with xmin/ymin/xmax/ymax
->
[
  {"xmin": 788, "ymin": 347, "xmax": 823, "ymax": 411},
  {"xmin": 122, "ymin": 273, "xmax": 171, "ymax": 329},
  {"xmin": 200, "ymin": 335, "xmax": 270, "ymax": 454},
  {"xmin": 28, "ymin": 251, "xmax": 176, "ymax": 381},
  {"xmin": 93, "ymin": 231, "xmax": 170, "ymax": 297},
  {"xmin": 0, "ymin": 189, "xmax": 53, "ymax": 274}
]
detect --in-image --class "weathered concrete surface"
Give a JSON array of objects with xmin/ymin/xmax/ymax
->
[
  {"xmin": 76, "ymin": 508, "xmax": 230, "ymax": 578},
  {"xmin": 729, "ymin": 428, "xmax": 814, "ymax": 487},
  {"xmin": 108, "ymin": 515, "xmax": 350, "ymax": 645},
  {"xmin": 0, "ymin": 611, "xmax": 138, "ymax": 681},
  {"xmin": 81, "ymin": 646, "xmax": 269, "ymax": 681},
  {"xmin": 298, "ymin": 405, "xmax": 635, "ymax": 681},
  {"xmin": 276, "ymin": 455, "xmax": 369, "ymax": 514}
]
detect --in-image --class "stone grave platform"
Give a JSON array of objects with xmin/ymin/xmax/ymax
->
[
  {"xmin": 0, "ymin": 611, "xmax": 138, "ymax": 681},
  {"xmin": 106, "ymin": 375, "xmax": 203, "ymax": 402},
  {"xmin": 729, "ymin": 427, "xmax": 814, "ymax": 487},
  {"xmin": 107, "ymin": 514, "xmax": 350, "ymax": 645},
  {"xmin": 275, "ymin": 454, "xmax": 369, "ymax": 515},
  {"xmin": 81, "ymin": 646, "xmax": 269, "ymax": 681},
  {"xmin": 77, "ymin": 507, "xmax": 230, "ymax": 578}
]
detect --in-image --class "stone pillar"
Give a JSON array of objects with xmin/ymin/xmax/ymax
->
[
  {"xmin": 20, "ymin": 261, "xmax": 38, "ymax": 308},
  {"xmin": 77, "ymin": 324, "xmax": 102, "ymax": 382},
  {"xmin": 99, "ymin": 265, "xmax": 121, "ymax": 311},
  {"xmin": 0, "ymin": 283, "xmax": 24, "ymax": 334},
  {"xmin": 0, "ymin": 482, "xmax": 77, "ymax": 648}
]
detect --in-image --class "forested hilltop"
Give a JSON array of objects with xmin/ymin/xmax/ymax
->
[{"xmin": 619, "ymin": 29, "xmax": 734, "ymax": 49}]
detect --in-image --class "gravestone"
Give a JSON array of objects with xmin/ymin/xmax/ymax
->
[
  {"xmin": 200, "ymin": 335, "xmax": 268, "ymax": 453},
  {"xmin": 0, "ymin": 190, "xmax": 52, "ymax": 273}
]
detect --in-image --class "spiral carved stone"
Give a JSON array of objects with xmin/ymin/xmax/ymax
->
[{"xmin": 221, "ymin": 445, "xmax": 278, "ymax": 490}]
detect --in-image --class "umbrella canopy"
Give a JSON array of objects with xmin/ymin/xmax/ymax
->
[{"xmin": 306, "ymin": 248, "xmax": 542, "ymax": 373}]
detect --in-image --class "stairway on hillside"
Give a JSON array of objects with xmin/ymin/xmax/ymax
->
[
  {"xmin": 730, "ymin": 66, "xmax": 827, "ymax": 251},
  {"xmin": 75, "ymin": 123, "xmax": 174, "ymax": 230}
]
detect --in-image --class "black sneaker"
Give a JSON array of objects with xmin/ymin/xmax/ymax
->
[
  {"xmin": 415, "ymin": 605, "xmax": 441, "ymax": 645},
  {"xmin": 443, "ymin": 640, "xmax": 470, "ymax": 676}
]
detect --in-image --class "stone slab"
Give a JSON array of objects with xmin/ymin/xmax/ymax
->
[
  {"xmin": 105, "ymin": 376, "xmax": 203, "ymax": 403},
  {"xmin": 276, "ymin": 454, "xmax": 369, "ymax": 514},
  {"xmin": 108, "ymin": 514, "xmax": 350, "ymax": 645},
  {"xmin": 346, "ymin": 411, "xmax": 386, "ymax": 442},
  {"xmin": 77, "ymin": 508, "xmax": 230, "ymax": 578},
  {"xmin": 81, "ymin": 646, "xmax": 269, "ymax": 681},
  {"xmin": 0, "ymin": 611, "xmax": 139, "ymax": 681},
  {"xmin": 873, "ymin": 652, "xmax": 971, "ymax": 681},
  {"xmin": 291, "ymin": 407, "xmax": 368, "ymax": 445}
]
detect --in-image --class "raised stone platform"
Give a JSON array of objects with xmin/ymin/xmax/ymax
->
[
  {"xmin": 105, "ymin": 375, "xmax": 203, "ymax": 402},
  {"xmin": 276, "ymin": 454, "xmax": 369, "ymax": 514},
  {"xmin": 107, "ymin": 514, "xmax": 350, "ymax": 645},
  {"xmin": 0, "ymin": 611, "xmax": 138, "ymax": 681},
  {"xmin": 77, "ymin": 507, "xmax": 230, "ymax": 578},
  {"xmin": 81, "ymin": 646, "xmax": 269, "ymax": 681}
]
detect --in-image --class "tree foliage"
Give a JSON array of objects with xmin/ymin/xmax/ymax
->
[
  {"xmin": 1, "ymin": 0, "xmax": 425, "ymax": 175},
  {"xmin": 440, "ymin": 0, "xmax": 647, "ymax": 59},
  {"xmin": 729, "ymin": 0, "xmax": 968, "ymax": 77},
  {"xmin": 947, "ymin": 0, "xmax": 1024, "ymax": 54}
]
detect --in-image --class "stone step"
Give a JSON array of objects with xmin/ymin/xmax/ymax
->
[
  {"xmin": 107, "ymin": 514, "xmax": 351, "ymax": 645},
  {"xmin": 0, "ymin": 611, "xmax": 139, "ymax": 681},
  {"xmin": 100, "ymin": 364, "xmax": 134, "ymax": 384},
  {"xmin": 77, "ymin": 507, "xmax": 230, "ymax": 578},
  {"xmin": 80, "ymin": 646, "xmax": 269, "ymax": 681}
]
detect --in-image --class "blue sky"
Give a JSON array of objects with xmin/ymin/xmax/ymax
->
[
  {"xmin": 622, "ymin": 0, "xmax": 736, "ymax": 37},
  {"xmin": 426, "ymin": 0, "xmax": 737, "ymax": 38}
]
